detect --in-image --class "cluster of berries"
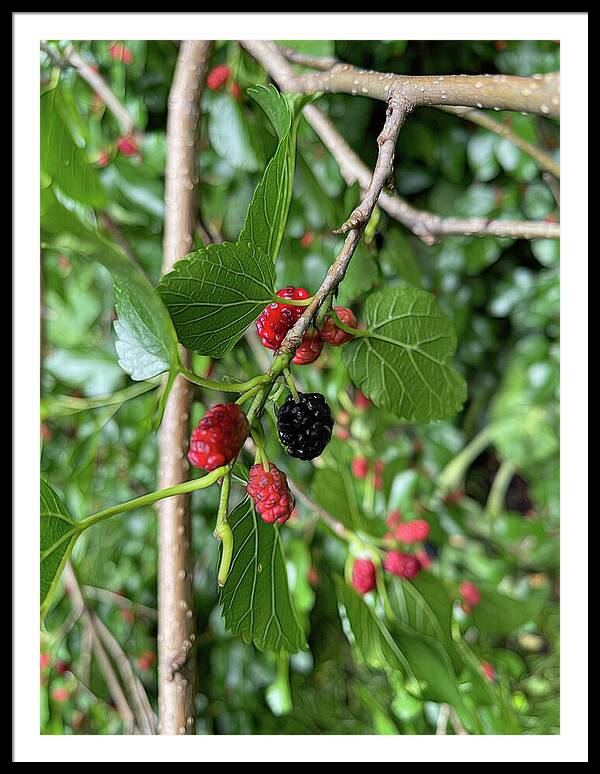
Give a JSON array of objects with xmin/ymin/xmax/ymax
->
[
  {"xmin": 187, "ymin": 393, "xmax": 334, "ymax": 526},
  {"xmin": 351, "ymin": 550, "xmax": 423, "ymax": 596},
  {"xmin": 255, "ymin": 286, "xmax": 357, "ymax": 365},
  {"xmin": 351, "ymin": 509, "xmax": 440, "ymax": 594}
]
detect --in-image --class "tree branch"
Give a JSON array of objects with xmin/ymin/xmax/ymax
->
[
  {"xmin": 265, "ymin": 56, "xmax": 560, "ymax": 117},
  {"xmin": 63, "ymin": 44, "xmax": 136, "ymax": 136},
  {"xmin": 243, "ymin": 41, "xmax": 559, "ymax": 245},
  {"xmin": 277, "ymin": 89, "xmax": 410, "ymax": 356},
  {"xmin": 158, "ymin": 39, "xmax": 213, "ymax": 737}
]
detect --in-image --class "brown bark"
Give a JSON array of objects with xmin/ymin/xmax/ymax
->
[{"xmin": 157, "ymin": 39, "xmax": 212, "ymax": 736}]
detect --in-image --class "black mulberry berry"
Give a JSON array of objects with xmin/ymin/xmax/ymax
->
[{"xmin": 276, "ymin": 392, "xmax": 333, "ymax": 460}]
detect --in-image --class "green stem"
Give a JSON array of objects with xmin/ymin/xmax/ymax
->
[
  {"xmin": 274, "ymin": 295, "xmax": 314, "ymax": 307},
  {"xmin": 283, "ymin": 368, "xmax": 300, "ymax": 402},
  {"xmin": 251, "ymin": 427, "xmax": 269, "ymax": 471},
  {"xmin": 40, "ymin": 380, "xmax": 159, "ymax": 420},
  {"xmin": 235, "ymin": 383, "xmax": 264, "ymax": 405},
  {"xmin": 179, "ymin": 365, "xmax": 269, "ymax": 394},
  {"xmin": 215, "ymin": 474, "xmax": 233, "ymax": 587},
  {"xmin": 437, "ymin": 427, "xmax": 491, "ymax": 495},
  {"xmin": 79, "ymin": 466, "xmax": 229, "ymax": 533},
  {"xmin": 486, "ymin": 460, "xmax": 516, "ymax": 522},
  {"xmin": 326, "ymin": 310, "xmax": 371, "ymax": 338}
]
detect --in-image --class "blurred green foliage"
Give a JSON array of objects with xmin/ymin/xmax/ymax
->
[{"xmin": 40, "ymin": 39, "xmax": 559, "ymax": 735}]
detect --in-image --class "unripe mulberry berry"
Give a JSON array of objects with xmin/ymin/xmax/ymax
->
[
  {"xmin": 352, "ymin": 558, "xmax": 377, "ymax": 594},
  {"xmin": 247, "ymin": 463, "xmax": 294, "ymax": 525},
  {"xmin": 256, "ymin": 287, "xmax": 310, "ymax": 350},
  {"xmin": 51, "ymin": 687, "xmax": 70, "ymax": 703},
  {"xmin": 352, "ymin": 457, "xmax": 368, "ymax": 479},
  {"xmin": 384, "ymin": 550, "xmax": 422, "ymax": 580},
  {"xmin": 292, "ymin": 333, "xmax": 323, "ymax": 365},
  {"xmin": 188, "ymin": 403, "xmax": 249, "ymax": 472},
  {"xmin": 276, "ymin": 392, "xmax": 333, "ymax": 460},
  {"xmin": 319, "ymin": 307, "xmax": 358, "ymax": 346},
  {"xmin": 207, "ymin": 64, "xmax": 231, "ymax": 91},
  {"xmin": 395, "ymin": 519, "xmax": 430, "ymax": 544},
  {"xmin": 459, "ymin": 581, "xmax": 482, "ymax": 612}
]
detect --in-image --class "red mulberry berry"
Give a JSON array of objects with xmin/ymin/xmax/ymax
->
[
  {"xmin": 116, "ymin": 135, "xmax": 139, "ymax": 157},
  {"xmin": 256, "ymin": 287, "xmax": 310, "ymax": 350},
  {"xmin": 319, "ymin": 306, "xmax": 357, "ymax": 346},
  {"xmin": 355, "ymin": 390, "xmax": 370, "ymax": 410},
  {"xmin": 352, "ymin": 457, "xmax": 368, "ymax": 479},
  {"xmin": 247, "ymin": 463, "xmax": 295, "ymax": 525},
  {"xmin": 459, "ymin": 581, "xmax": 482, "ymax": 611},
  {"xmin": 108, "ymin": 42, "xmax": 133, "ymax": 64},
  {"xmin": 415, "ymin": 549, "xmax": 432, "ymax": 570},
  {"xmin": 207, "ymin": 64, "xmax": 231, "ymax": 91},
  {"xmin": 386, "ymin": 510, "xmax": 402, "ymax": 529},
  {"xmin": 51, "ymin": 687, "xmax": 70, "ymax": 703},
  {"xmin": 481, "ymin": 661, "xmax": 497, "ymax": 682},
  {"xmin": 230, "ymin": 81, "xmax": 242, "ymax": 101},
  {"xmin": 299, "ymin": 231, "xmax": 315, "ymax": 249},
  {"xmin": 395, "ymin": 519, "xmax": 430, "ymax": 544},
  {"xmin": 352, "ymin": 558, "xmax": 376, "ymax": 594},
  {"xmin": 383, "ymin": 550, "xmax": 422, "ymax": 580},
  {"xmin": 292, "ymin": 333, "xmax": 323, "ymax": 365},
  {"xmin": 188, "ymin": 403, "xmax": 249, "ymax": 472}
]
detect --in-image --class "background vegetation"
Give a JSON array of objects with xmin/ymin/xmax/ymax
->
[{"xmin": 40, "ymin": 39, "xmax": 560, "ymax": 735}]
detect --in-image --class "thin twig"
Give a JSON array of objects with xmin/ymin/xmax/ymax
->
[
  {"xmin": 63, "ymin": 43, "xmax": 136, "ymax": 136},
  {"xmin": 63, "ymin": 563, "xmax": 136, "ymax": 733},
  {"xmin": 288, "ymin": 479, "xmax": 354, "ymax": 543},
  {"xmin": 243, "ymin": 41, "xmax": 559, "ymax": 246},
  {"xmin": 83, "ymin": 584, "xmax": 158, "ymax": 621},
  {"xmin": 278, "ymin": 46, "xmax": 338, "ymax": 70},
  {"xmin": 436, "ymin": 703, "xmax": 450, "ymax": 735},
  {"xmin": 276, "ymin": 89, "xmax": 410, "ymax": 357},
  {"xmin": 440, "ymin": 105, "xmax": 560, "ymax": 179},
  {"xmin": 93, "ymin": 613, "xmax": 157, "ymax": 734},
  {"xmin": 450, "ymin": 707, "xmax": 470, "ymax": 735}
]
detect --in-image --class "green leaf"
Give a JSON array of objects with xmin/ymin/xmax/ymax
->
[
  {"xmin": 207, "ymin": 92, "xmax": 261, "ymax": 172},
  {"xmin": 158, "ymin": 241, "xmax": 275, "ymax": 357},
  {"xmin": 335, "ymin": 577, "xmax": 411, "ymax": 674},
  {"xmin": 248, "ymin": 84, "xmax": 292, "ymax": 140},
  {"xmin": 335, "ymin": 578, "xmax": 469, "ymax": 715},
  {"xmin": 40, "ymin": 479, "xmax": 80, "ymax": 618},
  {"xmin": 42, "ymin": 189, "xmax": 179, "ymax": 382},
  {"xmin": 93, "ymin": 244, "xmax": 180, "ymax": 381},
  {"xmin": 386, "ymin": 573, "xmax": 462, "ymax": 671},
  {"xmin": 312, "ymin": 466, "xmax": 386, "ymax": 537},
  {"xmin": 219, "ymin": 499, "xmax": 307, "ymax": 654},
  {"xmin": 342, "ymin": 288, "xmax": 467, "ymax": 422},
  {"xmin": 471, "ymin": 585, "xmax": 540, "ymax": 636},
  {"xmin": 238, "ymin": 88, "xmax": 305, "ymax": 263},
  {"xmin": 40, "ymin": 85, "xmax": 106, "ymax": 208}
]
